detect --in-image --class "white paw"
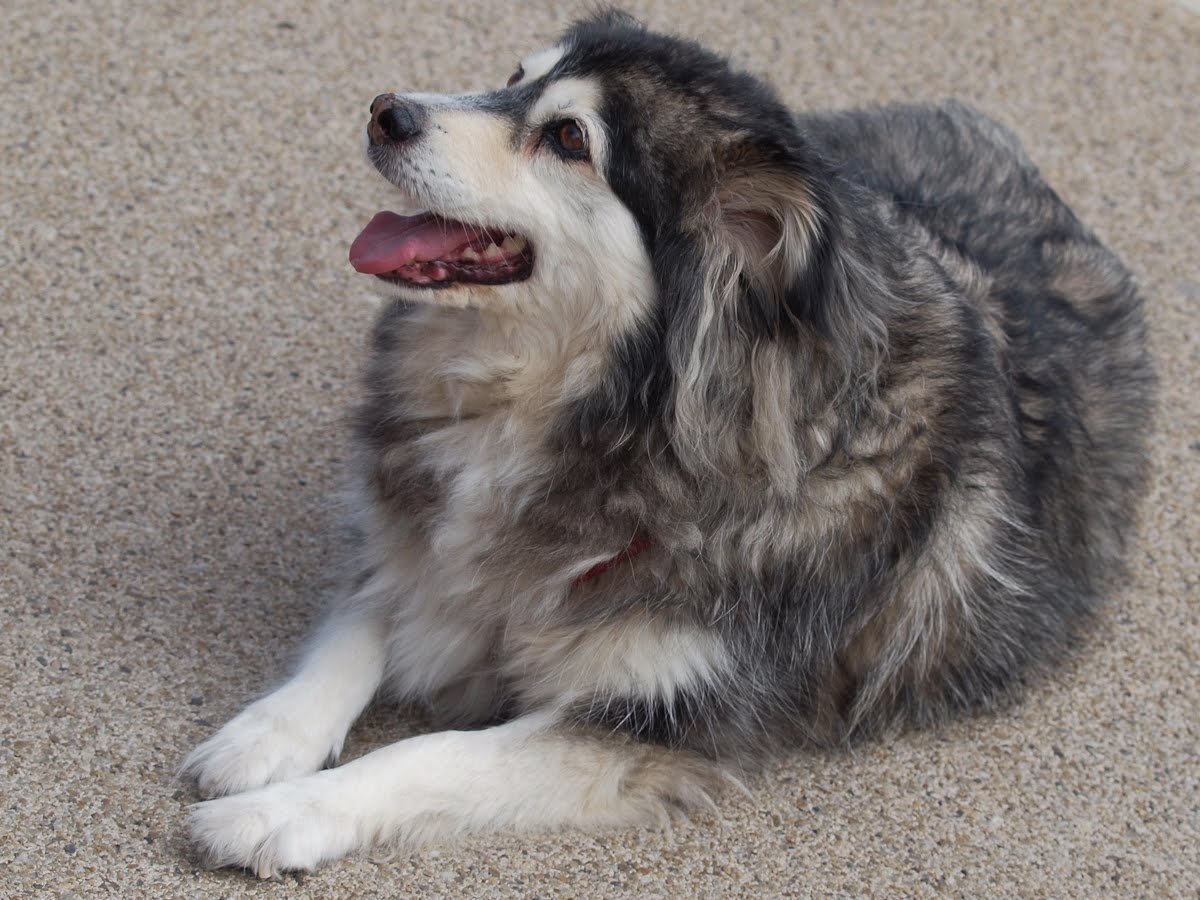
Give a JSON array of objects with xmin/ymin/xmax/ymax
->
[
  {"xmin": 188, "ymin": 779, "xmax": 358, "ymax": 877},
  {"xmin": 182, "ymin": 696, "xmax": 343, "ymax": 799}
]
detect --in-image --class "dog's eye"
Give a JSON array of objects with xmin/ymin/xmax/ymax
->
[
  {"xmin": 558, "ymin": 122, "xmax": 586, "ymax": 152},
  {"xmin": 507, "ymin": 65, "xmax": 524, "ymax": 87},
  {"xmin": 547, "ymin": 119, "xmax": 589, "ymax": 159}
]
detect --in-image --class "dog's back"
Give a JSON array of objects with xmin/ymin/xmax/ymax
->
[{"xmin": 806, "ymin": 100, "xmax": 1154, "ymax": 595}]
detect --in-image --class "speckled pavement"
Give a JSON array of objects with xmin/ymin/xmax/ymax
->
[{"xmin": 3, "ymin": 1, "xmax": 1197, "ymax": 896}]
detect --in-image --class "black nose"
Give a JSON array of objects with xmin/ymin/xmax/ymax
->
[{"xmin": 369, "ymin": 94, "xmax": 424, "ymax": 145}]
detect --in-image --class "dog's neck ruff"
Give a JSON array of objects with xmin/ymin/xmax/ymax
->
[{"xmin": 573, "ymin": 535, "xmax": 652, "ymax": 586}]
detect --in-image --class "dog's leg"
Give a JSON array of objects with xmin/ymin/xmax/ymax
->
[
  {"xmin": 188, "ymin": 712, "xmax": 726, "ymax": 877},
  {"xmin": 182, "ymin": 606, "xmax": 388, "ymax": 799}
]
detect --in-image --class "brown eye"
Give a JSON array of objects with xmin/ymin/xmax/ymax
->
[
  {"xmin": 555, "ymin": 120, "xmax": 587, "ymax": 155},
  {"xmin": 507, "ymin": 65, "xmax": 524, "ymax": 87}
]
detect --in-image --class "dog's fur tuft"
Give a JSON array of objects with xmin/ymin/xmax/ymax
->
[{"xmin": 183, "ymin": 12, "xmax": 1154, "ymax": 875}]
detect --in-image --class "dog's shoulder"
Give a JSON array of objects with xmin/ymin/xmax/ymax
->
[
  {"xmin": 800, "ymin": 101, "xmax": 1098, "ymax": 282},
  {"xmin": 797, "ymin": 100, "xmax": 1032, "ymax": 183}
]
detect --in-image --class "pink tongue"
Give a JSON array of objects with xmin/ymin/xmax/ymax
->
[{"xmin": 349, "ymin": 211, "xmax": 479, "ymax": 274}]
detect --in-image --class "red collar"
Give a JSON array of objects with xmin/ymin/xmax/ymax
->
[{"xmin": 573, "ymin": 534, "xmax": 652, "ymax": 585}]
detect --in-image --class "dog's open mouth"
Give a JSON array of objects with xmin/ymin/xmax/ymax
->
[{"xmin": 349, "ymin": 211, "xmax": 534, "ymax": 287}]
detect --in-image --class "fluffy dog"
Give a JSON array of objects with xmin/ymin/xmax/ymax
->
[{"xmin": 183, "ymin": 11, "xmax": 1154, "ymax": 876}]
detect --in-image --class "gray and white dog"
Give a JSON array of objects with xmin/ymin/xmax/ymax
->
[{"xmin": 184, "ymin": 11, "xmax": 1154, "ymax": 876}]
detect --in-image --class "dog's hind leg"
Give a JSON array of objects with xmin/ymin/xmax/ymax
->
[
  {"xmin": 188, "ymin": 711, "xmax": 728, "ymax": 877},
  {"xmin": 182, "ymin": 604, "xmax": 389, "ymax": 799}
]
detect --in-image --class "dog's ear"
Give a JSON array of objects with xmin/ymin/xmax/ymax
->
[
  {"xmin": 698, "ymin": 136, "xmax": 837, "ymax": 337},
  {"xmin": 661, "ymin": 132, "xmax": 889, "ymax": 483}
]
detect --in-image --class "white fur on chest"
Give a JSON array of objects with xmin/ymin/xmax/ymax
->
[{"xmin": 358, "ymin": 403, "xmax": 562, "ymax": 715}]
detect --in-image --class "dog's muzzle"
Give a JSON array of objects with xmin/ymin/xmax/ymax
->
[
  {"xmin": 368, "ymin": 94, "xmax": 425, "ymax": 146},
  {"xmin": 353, "ymin": 91, "xmax": 536, "ymax": 287}
]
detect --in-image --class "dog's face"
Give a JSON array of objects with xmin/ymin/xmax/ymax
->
[
  {"xmin": 351, "ymin": 27, "xmax": 651, "ymax": 333},
  {"xmin": 350, "ymin": 12, "xmax": 827, "ymax": 342}
]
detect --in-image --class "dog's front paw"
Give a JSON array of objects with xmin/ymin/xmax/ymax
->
[
  {"xmin": 189, "ymin": 780, "xmax": 357, "ymax": 878},
  {"xmin": 182, "ymin": 696, "xmax": 342, "ymax": 799}
]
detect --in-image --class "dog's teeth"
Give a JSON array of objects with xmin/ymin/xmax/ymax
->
[
  {"xmin": 482, "ymin": 242, "xmax": 505, "ymax": 262},
  {"xmin": 460, "ymin": 247, "xmax": 481, "ymax": 262},
  {"xmin": 501, "ymin": 234, "xmax": 527, "ymax": 253}
]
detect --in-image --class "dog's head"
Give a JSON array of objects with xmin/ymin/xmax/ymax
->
[{"xmin": 354, "ymin": 12, "xmax": 834, "ymax": 319}]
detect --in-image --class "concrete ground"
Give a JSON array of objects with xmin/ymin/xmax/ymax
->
[{"xmin": 3, "ymin": 0, "xmax": 1197, "ymax": 896}]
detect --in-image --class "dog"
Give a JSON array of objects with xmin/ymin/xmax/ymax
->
[{"xmin": 183, "ymin": 11, "xmax": 1154, "ymax": 876}]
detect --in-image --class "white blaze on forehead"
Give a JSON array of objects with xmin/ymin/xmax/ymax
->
[
  {"xmin": 519, "ymin": 44, "xmax": 566, "ymax": 82},
  {"xmin": 530, "ymin": 76, "xmax": 601, "ymax": 122}
]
